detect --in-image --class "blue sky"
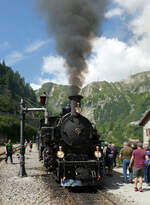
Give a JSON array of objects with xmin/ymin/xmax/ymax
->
[
  {"xmin": 0, "ymin": 0, "xmax": 150, "ymax": 89},
  {"xmin": 0, "ymin": 0, "xmax": 56, "ymax": 84}
]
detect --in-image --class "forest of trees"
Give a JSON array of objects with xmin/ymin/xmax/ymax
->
[{"xmin": 0, "ymin": 61, "xmax": 38, "ymax": 143}]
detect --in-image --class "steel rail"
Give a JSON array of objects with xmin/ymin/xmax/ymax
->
[
  {"xmin": 52, "ymin": 173, "xmax": 78, "ymax": 205},
  {"xmin": 63, "ymin": 187, "xmax": 118, "ymax": 205},
  {"xmin": 98, "ymin": 190, "xmax": 118, "ymax": 205},
  {"xmin": 63, "ymin": 188, "xmax": 78, "ymax": 205},
  {"xmin": 51, "ymin": 170, "xmax": 118, "ymax": 205}
]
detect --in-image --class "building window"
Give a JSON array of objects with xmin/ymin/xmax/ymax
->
[{"xmin": 146, "ymin": 128, "xmax": 150, "ymax": 136}]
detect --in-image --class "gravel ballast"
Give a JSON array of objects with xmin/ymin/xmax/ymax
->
[
  {"xmin": 0, "ymin": 145, "xmax": 150, "ymax": 205},
  {"xmin": 0, "ymin": 144, "xmax": 66, "ymax": 205}
]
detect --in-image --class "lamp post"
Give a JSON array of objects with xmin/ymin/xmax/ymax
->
[{"xmin": 18, "ymin": 98, "xmax": 27, "ymax": 177}]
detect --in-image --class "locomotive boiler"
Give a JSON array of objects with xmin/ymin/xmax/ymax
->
[{"xmin": 38, "ymin": 95, "xmax": 104, "ymax": 187}]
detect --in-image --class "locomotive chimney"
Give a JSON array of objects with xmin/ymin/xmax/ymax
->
[{"xmin": 69, "ymin": 95, "xmax": 83, "ymax": 116}]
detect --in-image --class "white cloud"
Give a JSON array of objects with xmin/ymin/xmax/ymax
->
[
  {"xmin": 30, "ymin": 77, "xmax": 51, "ymax": 90},
  {"xmin": 129, "ymin": 4, "xmax": 150, "ymax": 51},
  {"xmin": 41, "ymin": 55, "xmax": 68, "ymax": 85},
  {"xmin": 37, "ymin": 36, "xmax": 150, "ymax": 88},
  {"xmin": 113, "ymin": 0, "xmax": 147, "ymax": 13},
  {"xmin": 105, "ymin": 8, "xmax": 123, "ymax": 18},
  {"xmin": 113, "ymin": 1, "xmax": 150, "ymax": 39},
  {"xmin": 5, "ymin": 51, "xmax": 24, "ymax": 65},
  {"xmin": 38, "ymin": 77, "xmax": 53, "ymax": 85},
  {"xmin": 84, "ymin": 37, "xmax": 150, "ymax": 85},
  {"xmin": 30, "ymin": 78, "xmax": 51, "ymax": 90},
  {"xmin": 42, "ymin": 55, "xmax": 65, "ymax": 74},
  {"xmin": 25, "ymin": 40, "xmax": 49, "ymax": 53},
  {"xmin": 30, "ymin": 83, "xmax": 41, "ymax": 90},
  {"xmin": 112, "ymin": 1, "xmax": 150, "ymax": 57},
  {"xmin": 30, "ymin": 73, "xmax": 68, "ymax": 90}
]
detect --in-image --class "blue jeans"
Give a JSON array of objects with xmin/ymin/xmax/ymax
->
[
  {"xmin": 123, "ymin": 159, "xmax": 133, "ymax": 182},
  {"xmin": 144, "ymin": 166, "xmax": 150, "ymax": 184}
]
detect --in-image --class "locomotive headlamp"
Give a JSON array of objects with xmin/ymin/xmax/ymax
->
[
  {"xmin": 57, "ymin": 146, "xmax": 65, "ymax": 159},
  {"xmin": 94, "ymin": 146, "xmax": 102, "ymax": 159},
  {"xmin": 75, "ymin": 102, "xmax": 82, "ymax": 114}
]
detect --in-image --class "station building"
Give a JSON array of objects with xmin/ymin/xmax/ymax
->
[{"xmin": 139, "ymin": 109, "xmax": 150, "ymax": 146}]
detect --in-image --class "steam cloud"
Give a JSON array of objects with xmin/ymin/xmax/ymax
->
[{"xmin": 37, "ymin": 0, "xmax": 107, "ymax": 95}]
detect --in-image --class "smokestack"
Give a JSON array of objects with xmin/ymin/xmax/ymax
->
[
  {"xmin": 37, "ymin": 0, "xmax": 107, "ymax": 95},
  {"xmin": 69, "ymin": 95, "xmax": 83, "ymax": 116}
]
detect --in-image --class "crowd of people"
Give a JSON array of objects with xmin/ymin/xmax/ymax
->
[{"xmin": 103, "ymin": 141, "xmax": 150, "ymax": 192}]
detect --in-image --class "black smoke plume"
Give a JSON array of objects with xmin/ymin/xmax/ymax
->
[{"xmin": 37, "ymin": 0, "xmax": 107, "ymax": 95}]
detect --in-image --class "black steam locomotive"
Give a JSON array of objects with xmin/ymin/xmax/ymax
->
[{"xmin": 38, "ymin": 95, "xmax": 104, "ymax": 186}]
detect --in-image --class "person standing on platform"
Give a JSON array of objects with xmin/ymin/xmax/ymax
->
[
  {"xmin": 129, "ymin": 142, "xmax": 149, "ymax": 192},
  {"xmin": 28, "ymin": 140, "xmax": 33, "ymax": 152},
  {"xmin": 119, "ymin": 142, "xmax": 133, "ymax": 183},
  {"xmin": 104, "ymin": 143, "xmax": 113, "ymax": 176},
  {"xmin": 25, "ymin": 139, "xmax": 28, "ymax": 148},
  {"xmin": 144, "ymin": 146, "xmax": 150, "ymax": 186},
  {"xmin": 112, "ymin": 144, "xmax": 118, "ymax": 167},
  {"xmin": 5, "ymin": 139, "xmax": 13, "ymax": 164}
]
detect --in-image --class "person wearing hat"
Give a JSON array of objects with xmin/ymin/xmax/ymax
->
[
  {"xmin": 129, "ymin": 142, "xmax": 149, "ymax": 192},
  {"xmin": 119, "ymin": 142, "xmax": 133, "ymax": 183}
]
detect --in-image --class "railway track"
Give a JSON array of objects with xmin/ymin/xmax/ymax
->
[
  {"xmin": 98, "ymin": 190, "xmax": 118, "ymax": 205},
  {"xmin": 42, "ymin": 172, "xmax": 118, "ymax": 205},
  {"xmin": 63, "ymin": 187, "xmax": 78, "ymax": 205},
  {"xmin": 63, "ymin": 186, "xmax": 118, "ymax": 205}
]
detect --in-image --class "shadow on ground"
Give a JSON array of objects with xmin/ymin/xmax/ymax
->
[{"xmin": 101, "ymin": 168, "xmax": 125, "ymax": 191}]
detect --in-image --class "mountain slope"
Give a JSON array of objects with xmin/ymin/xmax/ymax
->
[
  {"xmin": 0, "ymin": 62, "xmax": 37, "ymax": 114},
  {"xmin": 36, "ymin": 82, "xmax": 70, "ymax": 115},
  {"xmin": 0, "ymin": 62, "xmax": 38, "ymax": 142},
  {"xmin": 36, "ymin": 71, "xmax": 150, "ymax": 145}
]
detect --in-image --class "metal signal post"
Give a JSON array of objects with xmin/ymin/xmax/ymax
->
[
  {"xmin": 19, "ymin": 94, "xmax": 48, "ymax": 177},
  {"xmin": 18, "ymin": 98, "xmax": 27, "ymax": 177}
]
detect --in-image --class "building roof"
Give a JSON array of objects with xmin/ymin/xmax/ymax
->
[{"xmin": 139, "ymin": 109, "xmax": 150, "ymax": 126}]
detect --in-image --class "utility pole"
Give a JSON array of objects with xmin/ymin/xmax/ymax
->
[{"xmin": 18, "ymin": 98, "xmax": 27, "ymax": 177}]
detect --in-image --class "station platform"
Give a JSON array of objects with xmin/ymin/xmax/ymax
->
[{"xmin": 103, "ymin": 167, "xmax": 150, "ymax": 205}]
